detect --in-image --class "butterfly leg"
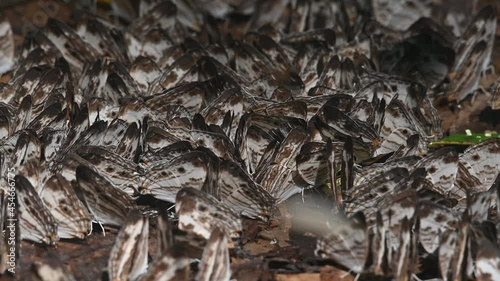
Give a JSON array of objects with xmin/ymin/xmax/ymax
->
[
  {"xmin": 340, "ymin": 268, "xmax": 359, "ymax": 281},
  {"xmin": 480, "ymin": 64, "xmax": 496, "ymax": 88},
  {"xmin": 97, "ymin": 220, "xmax": 106, "ymax": 236},
  {"xmin": 411, "ymin": 273, "xmax": 423, "ymax": 281},
  {"xmin": 89, "ymin": 220, "xmax": 106, "ymax": 236}
]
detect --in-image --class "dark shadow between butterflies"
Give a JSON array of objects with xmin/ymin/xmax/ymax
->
[
  {"xmin": 413, "ymin": 252, "xmax": 441, "ymax": 280},
  {"xmin": 378, "ymin": 33, "xmax": 455, "ymax": 89},
  {"xmin": 101, "ymin": 270, "xmax": 109, "ymax": 281},
  {"xmin": 479, "ymin": 106, "xmax": 500, "ymax": 128},
  {"xmin": 266, "ymin": 259, "xmax": 302, "ymax": 273},
  {"xmin": 135, "ymin": 194, "xmax": 165, "ymax": 207}
]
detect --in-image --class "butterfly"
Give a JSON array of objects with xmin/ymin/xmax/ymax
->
[
  {"xmin": 415, "ymin": 147, "xmax": 459, "ymax": 196},
  {"xmin": 72, "ymin": 145, "xmax": 140, "ymax": 196},
  {"xmin": 491, "ymin": 78, "xmax": 500, "ymax": 110},
  {"xmin": 416, "ymin": 201, "xmax": 460, "ymax": 254},
  {"xmin": 448, "ymin": 6, "xmax": 497, "ymax": 101},
  {"xmin": 80, "ymin": 59, "xmax": 142, "ymax": 105},
  {"xmin": 345, "ymin": 167, "xmax": 409, "ymax": 215},
  {"xmin": 15, "ymin": 175, "xmax": 58, "ymax": 245},
  {"xmin": 216, "ymin": 159, "xmax": 275, "ymax": 220},
  {"xmin": 44, "ymin": 18, "xmax": 98, "ymax": 76},
  {"xmin": 143, "ymin": 124, "xmax": 183, "ymax": 154},
  {"xmin": 368, "ymin": 189, "xmax": 417, "ymax": 252},
  {"xmin": 438, "ymin": 212, "xmax": 474, "ymax": 281},
  {"xmin": 140, "ymin": 150, "xmax": 212, "ymax": 202},
  {"xmin": 202, "ymin": 87, "xmax": 246, "ymax": 143},
  {"xmin": 236, "ymin": 115, "xmax": 278, "ymax": 175},
  {"xmin": 196, "ymin": 228, "xmax": 231, "ymax": 281},
  {"xmin": 313, "ymin": 105, "xmax": 379, "ymax": 161},
  {"xmin": 0, "ymin": 14, "xmax": 14, "ymax": 76},
  {"xmin": 293, "ymin": 48, "xmax": 334, "ymax": 93},
  {"xmin": 107, "ymin": 210, "xmax": 149, "ymax": 281},
  {"xmin": 175, "ymin": 187, "xmax": 242, "ymax": 239},
  {"xmin": 31, "ymin": 258, "xmax": 77, "ymax": 281},
  {"xmin": 455, "ymin": 138, "xmax": 500, "ymax": 193},
  {"xmin": 129, "ymin": 56, "xmax": 162, "ymax": 93},
  {"xmin": 475, "ymin": 238, "xmax": 500, "ymax": 281},
  {"xmin": 373, "ymin": 98, "xmax": 420, "ymax": 157},
  {"xmin": 372, "ymin": 0, "xmax": 426, "ymax": 29},
  {"xmin": 75, "ymin": 165, "xmax": 136, "ymax": 228},
  {"xmin": 0, "ymin": 189, "xmax": 14, "ymax": 274},
  {"xmin": 38, "ymin": 174, "xmax": 91, "ymax": 239},
  {"xmin": 156, "ymin": 202, "xmax": 174, "ymax": 259},
  {"xmin": 75, "ymin": 15, "xmax": 127, "ymax": 63},
  {"xmin": 392, "ymin": 217, "xmax": 414, "ymax": 281},
  {"xmin": 467, "ymin": 178, "xmax": 499, "ymax": 223},
  {"xmin": 353, "ymin": 156, "xmax": 420, "ymax": 186},
  {"xmin": 138, "ymin": 244, "xmax": 190, "ymax": 281},
  {"xmin": 316, "ymin": 212, "xmax": 369, "ymax": 274},
  {"xmin": 295, "ymin": 141, "xmax": 344, "ymax": 187},
  {"xmin": 255, "ymin": 128, "xmax": 310, "ymax": 203},
  {"xmin": 316, "ymin": 55, "xmax": 361, "ymax": 91}
]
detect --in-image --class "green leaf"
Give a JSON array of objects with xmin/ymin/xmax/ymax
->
[{"xmin": 428, "ymin": 132, "xmax": 500, "ymax": 148}]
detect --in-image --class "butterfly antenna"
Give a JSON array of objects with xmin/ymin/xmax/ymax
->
[{"xmin": 411, "ymin": 273, "xmax": 424, "ymax": 281}]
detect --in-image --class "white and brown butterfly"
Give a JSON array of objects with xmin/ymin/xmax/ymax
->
[
  {"xmin": 295, "ymin": 141, "xmax": 345, "ymax": 187},
  {"xmin": 313, "ymin": 104, "xmax": 380, "ymax": 160},
  {"xmin": 75, "ymin": 145, "xmax": 141, "ymax": 196},
  {"xmin": 455, "ymin": 138, "xmax": 500, "ymax": 193},
  {"xmin": 129, "ymin": 56, "xmax": 162, "ymax": 94},
  {"xmin": 415, "ymin": 147, "xmax": 460, "ymax": 197},
  {"xmin": 175, "ymin": 187, "xmax": 242, "ymax": 240},
  {"xmin": 44, "ymin": 18, "xmax": 99, "ymax": 76},
  {"xmin": 392, "ymin": 217, "xmax": 413, "ymax": 281},
  {"xmin": 156, "ymin": 202, "xmax": 174, "ymax": 258},
  {"xmin": 0, "ymin": 14, "xmax": 14, "ymax": 76},
  {"xmin": 0, "ymin": 189, "xmax": 12, "ymax": 274},
  {"xmin": 76, "ymin": 15, "xmax": 127, "ymax": 63},
  {"xmin": 216, "ymin": 159, "xmax": 276, "ymax": 221},
  {"xmin": 140, "ymin": 150, "xmax": 213, "ymax": 202},
  {"xmin": 475, "ymin": 238, "xmax": 500, "ymax": 281},
  {"xmin": 373, "ymin": 98, "xmax": 419, "ymax": 157},
  {"xmin": 107, "ymin": 209, "xmax": 149, "ymax": 281},
  {"xmin": 143, "ymin": 125, "xmax": 183, "ymax": 154},
  {"xmin": 255, "ymin": 127, "xmax": 310, "ymax": 203},
  {"xmin": 449, "ymin": 6, "xmax": 497, "ymax": 101},
  {"xmin": 75, "ymin": 165, "xmax": 136, "ymax": 228},
  {"xmin": 416, "ymin": 201, "xmax": 460, "ymax": 254},
  {"xmin": 15, "ymin": 175, "xmax": 58, "ymax": 245},
  {"xmin": 467, "ymin": 179, "xmax": 498, "ymax": 223},
  {"xmin": 31, "ymin": 258, "xmax": 77, "ymax": 281},
  {"xmin": 353, "ymin": 156, "xmax": 420, "ymax": 186},
  {"xmin": 138, "ymin": 244, "xmax": 190, "ymax": 281},
  {"xmin": 38, "ymin": 174, "xmax": 91, "ymax": 239},
  {"xmin": 369, "ymin": 189, "xmax": 417, "ymax": 255},
  {"xmin": 315, "ymin": 212, "xmax": 369, "ymax": 274},
  {"xmin": 438, "ymin": 213, "xmax": 474, "ymax": 281},
  {"xmin": 196, "ymin": 228, "xmax": 231, "ymax": 281},
  {"xmin": 345, "ymin": 167, "xmax": 409, "ymax": 215},
  {"xmin": 371, "ymin": 0, "xmax": 461, "ymax": 33}
]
